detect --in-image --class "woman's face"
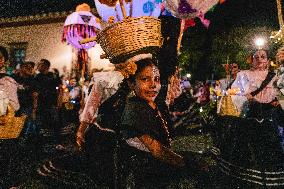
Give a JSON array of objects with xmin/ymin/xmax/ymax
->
[
  {"xmin": 0, "ymin": 51, "xmax": 5, "ymax": 67},
  {"xmin": 252, "ymin": 50, "xmax": 268, "ymax": 70},
  {"xmin": 230, "ymin": 63, "xmax": 239, "ymax": 75},
  {"xmin": 133, "ymin": 65, "xmax": 161, "ymax": 104}
]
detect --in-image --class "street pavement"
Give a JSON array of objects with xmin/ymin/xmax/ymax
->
[{"xmin": 0, "ymin": 123, "xmax": 262, "ymax": 189}]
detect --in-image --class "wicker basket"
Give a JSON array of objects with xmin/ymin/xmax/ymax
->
[
  {"xmin": 217, "ymin": 96, "xmax": 240, "ymax": 117},
  {"xmin": 0, "ymin": 104, "xmax": 26, "ymax": 139},
  {"xmin": 97, "ymin": 16, "xmax": 163, "ymax": 64}
]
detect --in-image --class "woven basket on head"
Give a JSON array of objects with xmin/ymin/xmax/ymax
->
[{"xmin": 97, "ymin": 16, "xmax": 163, "ymax": 64}]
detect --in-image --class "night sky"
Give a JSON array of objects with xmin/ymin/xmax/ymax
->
[
  {"xmin": 209, "ymin": 0, "xmax": 280, "ymax": 30},
  {"xmin": 0, "ymin": 0, "xmax": 280, "ymax": 26},
  {"xmin": 0, "ymin": 0, "xmax": 281, "ymax": 31},
  {"xmin": 0, "ymin": 0, "xmax": 96, "ymax": 18}
]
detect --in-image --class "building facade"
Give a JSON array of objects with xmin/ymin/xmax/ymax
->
[{"xmin": 0, "ymin": 10, "xmax": 111, "ymax": 75}]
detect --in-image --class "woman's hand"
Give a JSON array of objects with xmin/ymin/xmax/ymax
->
[
  {"xmin": 76, "ymin": 130, "xmax": 85, "ymax": 150},
  {"xmin": 245, "ymin": 93, "xmax": 254, "ymax": 101},
  {"xmin": 139, "ymin": 135, "xmax": 185, "ymax": 167},
  {"xmin": 76, "ymin": 122, "xmax": 89, "ymax": 150}
]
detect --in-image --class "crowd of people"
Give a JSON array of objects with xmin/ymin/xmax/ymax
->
[
  {"xmin": 0, "ymin": 46, "xmax": 89, "ymax": 187},
  {"xmin": 1, "ymin": 42, "xmax": 284, "ymax": 188}
]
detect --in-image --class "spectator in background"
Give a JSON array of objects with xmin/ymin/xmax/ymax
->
[
  {"xmin": 52, "ymin": 68, "xmax": 60, "ymax": 80},
  {"xmin": 34, "ymin": 59, "xmax": 62, "ymax": 147},
  {"xmin": 215, "ymin": 63, "xmax": 239, "ymax": 96},
  {"xmin": 64, "ymin": 77, "xmax": 81, "ymax": 124},
  {"xmin": 12, "ymin": 61, "xmax": 38, "ymax": 137},
  {"xmin": 12, "ymin": 62, "xmax": 36, "ymax": 116},
  {"xmin": 61, "ymin": 65, "xmax": 70, "ymax": 78},
  {"xmin": 180, "ymin": 75, "xmax": 191, "ymax": 92}
]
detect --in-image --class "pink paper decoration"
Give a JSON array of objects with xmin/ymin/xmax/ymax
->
[
  {"xmin": 62, "ymin": 11, "xmax": 101, "ymax": 49},
  {"xmin": 164, "ymin": 0, "xmax": 218, "ymax": 27}
]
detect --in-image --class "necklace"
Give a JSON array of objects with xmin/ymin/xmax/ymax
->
[{"xmin": 156, "ymin": 108, "xmax": 171, "ymax": 146}]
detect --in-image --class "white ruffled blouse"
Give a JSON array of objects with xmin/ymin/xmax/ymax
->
[
  {"xmin": 0, "ymin": 76, "xmax": 20, "ymax": 111},
  {"xmin": 79, "ymin": 71, "xmax": 124, "ymax": 124},
  {"xmin": 231, "ymin": 70, "xmax": 278, "ymax": 112}
]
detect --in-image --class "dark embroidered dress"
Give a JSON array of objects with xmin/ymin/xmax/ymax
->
[
  {"xmin": 118, "ymin": 96, "xmax": 182, "ymax": 188},
  {"xmin": 121, "ymin": 96, "xmax": 171, "ymax": 147}
]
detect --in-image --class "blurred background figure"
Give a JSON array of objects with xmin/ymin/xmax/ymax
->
[
  {"xmin": 12, "ymin": 61, "xmax": 38, "ymax": 139},
  {"xmin": 180, "ymin": 75, "xmax": 191, "ymax": 93},
  {"xmin": 215, "ymin": 63, "xmax": 239, "ymax": 96},
  {"xmin": 34, "ymin": 59, "xmax": 62, "ymax": 148}
]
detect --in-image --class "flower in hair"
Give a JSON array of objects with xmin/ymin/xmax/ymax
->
[{"xmin": 115, "ymin": 61, "xmax": 137, "ymax": 78}]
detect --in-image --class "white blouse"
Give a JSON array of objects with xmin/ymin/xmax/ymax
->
[
  {"xmin": 79, "ymin": 71, "xmax": 124, "ymax": 124},
  {"xmin": 0, "ymin": 76, "xmax": 20, "ymax": 111},
  {"xmin": 231, "ymin": 70, "xmax": 278, "ymax": 112}
]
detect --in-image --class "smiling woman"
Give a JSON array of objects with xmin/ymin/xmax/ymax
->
[
  {"xmin": 117, "ymin": 58, "xmax": 188, "ymax": 188},
  {"xmin": 127, "ymin": 58, "xmax": 161, "ymax": 108}
]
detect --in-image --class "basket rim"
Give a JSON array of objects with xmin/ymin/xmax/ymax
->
[
  {"xmin": 96, "ymin": 16, "xmax": 163, "ymax": 63},
  {"xmin": 108, "ymin": 46, "xmax": 161, "ymax": 64},
  {"xmin": 97, "ymin": 16, "xmax": 161, "ymax": 39}
]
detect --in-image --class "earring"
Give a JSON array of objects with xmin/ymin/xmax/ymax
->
[{"xmin": 129, "ymin": 90, "xmax": 136, "ymax": 97}]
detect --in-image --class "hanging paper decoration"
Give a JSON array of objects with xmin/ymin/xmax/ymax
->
[
  {"xmin": 164, "ymin": 0, "xmax": 218, "ymax": 53},
  {"xmin": 161, "ymin": 3, "xmax": 173, "ymax": 16},
  {"xmin": 62, "ymin": 3, "xmax": 101, "ymax": 49},
  {"xmin": 183, "ymin": 18, "xmax": 196, "ymax": 31},
  {"xmin": 162, "ymin": 0, "xmax": 218, "ymax": 54},
  {"xmin": 132, "ymin": 0, "xmax": 162, "ymax": 17},
  {"xmin": 164, "ymin": 0, "xmax": 219, "ymax": 21},
  {"xmin": 143, "ymin": 1, "xmax": 155, "ymax": 13},
  {"xmin": 62, "ymin": 3, "xmax": 101, "ymax": 79},
  {"xmin": 94, "ymin": 0, "xmax": 162, "ymax": 23}
]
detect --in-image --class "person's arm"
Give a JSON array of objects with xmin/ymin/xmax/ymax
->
[
  {"xmin": 76, "ymin": 81, "xmax": 102, "ymax": 149},
  {"xmin": 76, "ymin": 121, "xmax": 90, "ymax": 149},
  {"xmin": 230, "ymin": 71, "xmax": 251, "ymax": 97},
  {"xmin": 6, "ymin": 77, "xmax": 20, "ymax": 111},
  {"xmin": 138, "ymin": 134, "xmax": 185, "ymax": 167}
]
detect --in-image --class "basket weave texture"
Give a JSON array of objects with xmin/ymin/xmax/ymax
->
[
  {"xmin": 0, "ymin": 104, "xmax": 26, "ymax": 139},
  {"xmin": 217, "ymin": 96, "xmax": 240, "ymax": 117},
  {"xmin": 97, "ymin": 16, "xmax": 163, "ymax": 63}
]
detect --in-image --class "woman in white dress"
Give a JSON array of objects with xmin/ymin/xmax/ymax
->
[{"xmin": 215, "ymin": 49, "xmax": 284, "ymax": 186}]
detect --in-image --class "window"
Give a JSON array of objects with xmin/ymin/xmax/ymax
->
[{"xmin": 9, "ymin": 42, "xmax": 28, "ymax": 68}]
